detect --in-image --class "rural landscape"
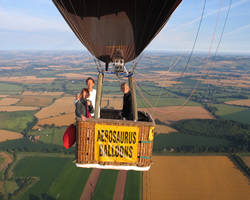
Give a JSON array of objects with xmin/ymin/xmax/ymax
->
[{"xmin": 0, "ymin": 50, "xmax": 249, "ymax": 199}]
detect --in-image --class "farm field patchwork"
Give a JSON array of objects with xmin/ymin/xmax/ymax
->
[{"xmin": 143, "ymin": 156, "xmax": 250, "ymax": 200}]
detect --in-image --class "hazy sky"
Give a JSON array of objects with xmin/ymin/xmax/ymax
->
[{"xmin": 0, "ymin": 0, "xmax": 249, "ymax": 54}]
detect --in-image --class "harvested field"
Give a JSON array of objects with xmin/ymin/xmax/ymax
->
[
  {"xmin": 34, "ymin": 97, "xmax": 75, "ymax": 119},
  {"xmin": 241, "ymin": 157, "xmax": 250, "ymax": 168},
  {"xmin": 0, "ymin": 76, "xmax": 55, "ymax": 83},
  {"xmin": 143, "ymin": 156, "xmax": 250, "ymax": 200},
  {"xmin": 41, "ymin": 92, "xmax": 64, "ymax": 96},
  {"xmin": 0, "ymin": 130, "xmax": 23, "ymax": 142},
  {"xmin": 33, "ymin": 113, "xmax": 75, "ymax": 129},
  {"xmin": 142, "ymin": 106, "xmax": 214, "ymax": 124},
  {"xmin": 225, "ymin": 99, "xmax": 250, "ymax": 107},
  {"xmin": 16, "ymin": 96, "xmax": 53, "ymax": 107},
  {"xmin": 0, "ymin": 95, "xmax": 8, "ymax": 98},
  {"xmin": 0, "ymin": 106, "xmax": 39, "ymax": 112},
  {"xmin": 0, "ymin": 98, "xmax": 20, "ymax": 106},
  {"xmin": 155, "ymin": 125, "xmax": 177, "ymax": 134}
]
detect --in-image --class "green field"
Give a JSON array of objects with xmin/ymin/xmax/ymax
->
[
  {"xmin": 214, "ymin": 104, "xmax": 247, "ymax": 116},
  {"xmin": 153, "ymin": 133, "xmax": 236, "ymax": 150},
  {"xmin": 212, "ymin": 104, "xmax": 250, "ymax": 124},
  {"xmin": 220, "ymin": 109, "xmax": 250, "ymax": 124},
  {"xmin": 12, "ymin": 155, "xmax": 91, "ymax": 200},
  {"xmin": 0, "ymin": 111, "xmax": 37, "ymax": 132},
  {"xmin": 0, "ymin": 138, "xmax": 74, "ymax": 153},
  {"xmin": 29, "ymin": 127, "xmax": 67, "ymax": 146},
  {"xmin": 0, "ymin": 83, "xmax": 23, "ymax": 95},
  {"xmin": 92, "ymin": 169, "xmax": 119, "ymax": 200},
  {"xmin": 124, "ymin": 171, "xmax": 141, "ymax": 200}
]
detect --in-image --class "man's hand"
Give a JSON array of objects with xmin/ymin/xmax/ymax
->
[{"xmin": 76, "ymin": 94, "xmax": 80, "ymax": 100}]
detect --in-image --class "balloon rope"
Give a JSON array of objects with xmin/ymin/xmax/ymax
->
[
  {"xmin": 133, "ymin": 0, "xmax": 224, "ymax": 116},
  {"xmin": 135, "ymin": 0, "xmax": 206, "ymax": 98}
]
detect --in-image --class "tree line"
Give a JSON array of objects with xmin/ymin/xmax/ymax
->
[{"xmin": 171, "ymin": 119, "xmax": 250, "ymax": 153}]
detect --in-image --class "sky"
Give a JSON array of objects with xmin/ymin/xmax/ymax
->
[{"xmin": 0, "ymin": 0, "xmax": 249, "ymax": 54}]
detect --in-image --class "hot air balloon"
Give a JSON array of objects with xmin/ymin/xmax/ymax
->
[{"xmin": 53, "ymin": 0, "xmax": 182, "ymax": 170}]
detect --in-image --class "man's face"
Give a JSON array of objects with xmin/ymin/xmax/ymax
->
[
  {"xmin": 121, "ymin": 85, "xmax": 129, "ymax": 94},
  {"xmin": 87, "ymin": 79, "xmax": 94, "ymax": 91}
]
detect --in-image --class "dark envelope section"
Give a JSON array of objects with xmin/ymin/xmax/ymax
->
[{"xmin": 52, "ymin": 0, "xmax": 182, "ymax": 64}]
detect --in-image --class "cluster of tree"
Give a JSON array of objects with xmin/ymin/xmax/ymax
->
[
  {"xmin": 153, "ymin": 145, "xmax": 248, "ymax": 154},
  {"xmin": 0, "ymin": 147, "xmax": 75, "ymax": 155},
  {"xmin": 8, "ymin": 177, "xmax": 39, "ymax": 200},
  {"xmin": 172, "ymin": 119, "xmax": 250, "ymax": 152},
  {"xmin": 21, "ymin": 117, "xmax": 38, "ymax": 137},
  {"xmin": 203, "ymin": 104, "xmax": 218, "ymax": 116}
]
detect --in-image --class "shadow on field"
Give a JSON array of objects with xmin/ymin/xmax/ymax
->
[{"xmin": 227, "ymin": 155, "xmax": 250, "ymax": 179}]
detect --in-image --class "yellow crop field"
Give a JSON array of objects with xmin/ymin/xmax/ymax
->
[
  {"xmin": 143, "ymin": 156, "xmax": 250, "ymax": 200},
  {"xmin": 40, "ymin": 92, "xmax": 64, "ymax": 96},
  {"xmin": 225, "ymin": 99, "xmax": 250, "ymax": 107},
  {"xmin": 21, "ymin": 91, "xmax": 64, "ymax": 96},
  {"xmin": 16, "ymin": 97, "xmax": 52, "ymax": 107},
  {"xmin": 33, "ymin": 113, "xmax": 75, "ymax": 129},
  {"xmin": 241, "ymin": 157, "xmax": 250, "ymax": 168},
  {"xmin": 101, "ymin": 97, "xmax": 123, "ymax": 109},
  {"xmin": 34, "ymin": 97, "xmax": 75, "ymax": 119},
  {"xmin": 0, "ymin": 98, "xmax": 20, "ymax": 106},
  {"xmin": 155, "ymin": 125, "xmax": 177, "ymax": 134},
  {"xmin": 0, "ymin": 130, "xmax": 23, "ymax": 142},
  {"xmin": 0, "ymin": 106, "xmax": 39, "ymax": 112},
  {"xmin": 142, "ymin": 106, "xmax": 214, "ymax": 124},
  {"xmin": 0, "ymin": 76, "xmax": 55, "ymax": 83}
]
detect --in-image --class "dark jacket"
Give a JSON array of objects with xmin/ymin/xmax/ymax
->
[
  {"xmin": 122, "ymin": 90, "xmax": 133, "ymax": 120},
  {"xmin": 75, "ymin": 99, "xmax": 94, "ymax": 118}
]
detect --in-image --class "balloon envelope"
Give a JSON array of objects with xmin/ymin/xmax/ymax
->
[{"xmin": 53, "ymin": 0, "xmax": 182, "ymax": 64}]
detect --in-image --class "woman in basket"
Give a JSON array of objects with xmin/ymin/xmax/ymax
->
[{"xmin": 75, "ymin": 88, "xmax": 94, "ymax": 121}]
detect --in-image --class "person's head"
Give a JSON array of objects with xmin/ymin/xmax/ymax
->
[
  {"xmin": 120, "ymin": 82, "xmax": 130, "ymax": 94},
  {"xmin": 80, "ymin": 88, "xmax": 90, "ymax": 99},
  {"xmin": 86, "ymin": 77, "xmax": 95, "ymax": 92}
]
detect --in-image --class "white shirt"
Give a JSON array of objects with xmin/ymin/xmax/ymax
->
[{"xmin": 87, "ymin": 89, "xmax": 96, "ymax": 117}]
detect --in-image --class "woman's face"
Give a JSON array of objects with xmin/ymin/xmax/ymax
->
[{"xmin": 83, "ymin": 91, "xmax": 89, "ymax": 99}]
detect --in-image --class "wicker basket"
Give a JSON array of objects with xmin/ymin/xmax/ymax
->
[{"xmin": 76, "ymin": 110, "xmax": 154, "ymax": 171}]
